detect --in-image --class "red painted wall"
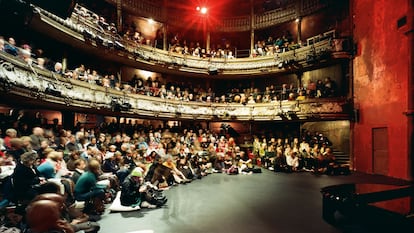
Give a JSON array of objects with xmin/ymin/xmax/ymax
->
[{"xmin": 352, "ymin": 0, "xmax": 410, "ymax": 179}]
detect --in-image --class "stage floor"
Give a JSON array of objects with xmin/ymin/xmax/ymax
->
[{"xmin": 99, "ymin": 170, "xmax": 411, "ymax": 233}]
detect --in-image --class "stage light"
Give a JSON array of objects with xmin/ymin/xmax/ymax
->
[
  {"xmin": 196, "ymin": 6, "xmax": 200, "ymax": 11},
  {"xmin": 200, "ymin": 7, "xmax": 208, "ymax": 14}
]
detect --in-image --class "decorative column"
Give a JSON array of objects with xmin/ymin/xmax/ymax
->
[
  {"xmin": 116, "ymin": 0, "xmax": 122, "ymax": 33},
  {"xmin": 249, "ymin": 0, "xmax": 255, "ymax": 57},
  {"xmin": 295, "ymin": 0, "xmax": 301, "ymax": 44},
  {"xmin": 162, "ymin": 0, "xmax": 168, "ymax": 51},
  {"xmin": 163, "ymin": 25, "xmax": 168, "ymax": 51},
  {"xmin": 206, "ymin": 30, "xmax": 211, "ymax": 51},
  {"xmin": 297, "ymin": 17, "xmax": 302, "ymax": 44},
  {"xmin": 62, "ymin": 51, "xmax": 68, "ymax": 73}
]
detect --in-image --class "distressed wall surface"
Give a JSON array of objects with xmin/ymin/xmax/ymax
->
[{"xmin": 352, "ymin": 0, "xmax": 411, "ymax": 179}]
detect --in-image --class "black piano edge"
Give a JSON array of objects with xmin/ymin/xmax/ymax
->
[{"xmin": 321, "ymin": 183, "xmax": 414, "ymax": 232}]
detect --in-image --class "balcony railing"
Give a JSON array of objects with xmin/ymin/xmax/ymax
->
[
  {"xmin": 32, "ymin": 7, "xmax": 347, "ymax": 76},
  {"xmin": 254, "ymin": 4, "xmax": 297, "ymax": 29},
  {"xmin": 0, "ymin": 52, "xmax": 351, "ymax": 122},
  {"xmin": 106, "ymin": 0, "xmax": 325, "ymax": 31}
]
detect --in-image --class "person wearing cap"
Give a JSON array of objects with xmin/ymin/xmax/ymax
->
[{"xmin": 120, "ymin": 167, "xmax": 144, "ymax": 207}]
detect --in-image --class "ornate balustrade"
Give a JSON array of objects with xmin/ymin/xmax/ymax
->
[
  {"xmin": 106, "ymin": 0, "xmax": 325, "ymax": 31},
  {"xmin": 0, "ymin": 52, "xmax": 351, "ymax": 122},
  {"xmin": 32, "ymin": 7, "xmax": 342, "ymax": 77},
  {"xmin": 215, "ymin": 16, "xmax": 251, "ymax": 32},
  {"xmin": 114, "ymin": 0, "xmax": 162, "ymax": 20},
  {"xmin": 254, "ymin": 4, "xmax": 298, "ymax": 29}
]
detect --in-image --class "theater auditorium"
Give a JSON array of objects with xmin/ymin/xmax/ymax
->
[{"xmin": 0, "ymin": 0, "xmax": 413, "ymax": 233}]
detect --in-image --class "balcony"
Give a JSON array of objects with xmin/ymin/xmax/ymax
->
[
  {"xmin": 29, "ymin": 6, "xmax": 351, "ymax": 78},
  {"xmin": 0, "ymin": 52, "xmax": 352, "ymax": 122}
]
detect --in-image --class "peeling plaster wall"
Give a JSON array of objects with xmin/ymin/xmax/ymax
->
[{"xmin": 352, "ymin": 0, "xmax": 410, "ymax": 179}]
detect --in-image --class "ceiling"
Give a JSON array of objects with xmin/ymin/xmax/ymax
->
[{"xmin": 163, "ymin": 0, "xmax": 293, "ymax": 17}]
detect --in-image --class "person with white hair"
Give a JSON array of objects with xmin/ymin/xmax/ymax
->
[{"xmin": 30, "ymin": 127, "xmax": 45, "ymax": 151}]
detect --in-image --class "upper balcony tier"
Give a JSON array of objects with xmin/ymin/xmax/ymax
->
[
  {"xmin": 29, "ymin": 6, "xmax": 352, "ymax": 78},
  {"xmin": 106, "ymin": 0, "xmax": 325, "ymax": 32},
  {"xmin": 0, "ymin": 51, "xmax": 352, "ymax": 122}
]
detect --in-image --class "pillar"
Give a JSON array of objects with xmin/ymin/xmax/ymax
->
[
  {"xmin": 163, "ymin": 25, "xmax": 168, "ymax": 51},
  {"xmin": 206, "ymin": 31, "xmax": 211, "ymax": 51},
  {"xmin": 297, "ymin": 17, "xmax": 302, "ymax": 44},
  {"xmin": 250, "ymin": 0, "xmax": 255, "ymax": 57},
  {"xmin": 296, "ymin": 72, "xmax": 303, "ymax": 89},
  {"xmin": 116, "ymin": 0, "xmax": 122, "ymax": 33},
  {"xmin": 162, "ymin": 0, "xmax": 168, "ymax": 51}
]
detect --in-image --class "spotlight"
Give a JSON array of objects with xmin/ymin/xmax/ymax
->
[{"xmin": 197, "ymin": 6, "xmax": 208, "ymax": 14}]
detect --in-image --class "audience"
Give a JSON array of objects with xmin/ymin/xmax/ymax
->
[
  {"xmin": 0, "ymin": 108, "xmax": 344, "ymax": 233},
  {"xmin": 0, "ymin": 4, "xmax": 348, "ymax": 233},
  {"xmin": 0, "ymin": 31, "xmax": 338, "ymax": 105}
]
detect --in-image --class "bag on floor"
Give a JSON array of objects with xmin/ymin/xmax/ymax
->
[{"xmin": 252, "ymin": 168, "xmax": 262, "ymax": 173}]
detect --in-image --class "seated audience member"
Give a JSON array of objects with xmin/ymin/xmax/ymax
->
[
  {"xmin": 70, "ymin": 158, "xmax": 87, "ymax": 184},
  {"xmin": 7, "ymin": 138, "xmax": 26, "ymax": 162},
  {"xmin": 25, "ymin": 199, "xmax": 74, "ymax": 233},
  {"xmin": 120, "ymin": 167, "xmax": 144, "ymax": 207},
  {"xmin": 102, "ymin": 152, "xmax": 119, "ymax": 174},
  {"xmin": 162, "ymin": 156, "xmax": 191, "ymax": 184},
  {"xmin": 11, "ymin": 151, "xmax": 45, "ymax": 204},
  {"xmin": 237, "ymin": 151, "xmax": 253, "ymax": 174},
  {"xmin": 145, "ymin": 155, "xmax": 173, "ymax": 188},
  {"xmin": 37, "ymin": 150, "xmax": 60, "ymax": 179},
  {"xmin": 4, "ymin": 37, "xmax": 18, "ymax": 56},
  {"xmin": 4, "ymin": 128, "xmax": 17, "ymax": 149},
  {"xmin": 30, "ymin": 127, "xmax": 46, "ymax": 151},
  {"xmin": 286, "ymin": 151, "xmax": 300, "ymax": 172},
  {"xmin": 74, "ymin": 159, "xmax": 106, "ymax": 214},
  {"xmin": 176, "ymin": 152, "xmax": 195, "ymax": 180},
  {"xmin": 273, "ymin": 150, "xmax": 287, "ymax": 172},
  {"xmin": 319, "ymin": 148, "xmax": 336, "ymax": 174},
  {"xmin": 32, "ymin": 193, "xmax": 100, "ymax": 233},
  {"xmin": 53, "ymin": 62, "xmax": 63, "ymax": 74},
  {"xmin": 54, "ymin": 151, "xmax": 73, "ymax": 178},
  {"xmin": 66, "ymin": 151, "xmax": 82, "ymax": 171},
  {"xmin": 101, "ymin": 150, "xmax": 128, "ymax": 185}
]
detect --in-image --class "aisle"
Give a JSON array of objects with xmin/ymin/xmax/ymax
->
[{"xmin": 98, "ymin": 170, "xmax": 410, "ymax": 233}]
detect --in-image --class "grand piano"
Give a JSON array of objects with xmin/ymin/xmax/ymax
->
[{"xmin": 321, "ymin": 183, "xmax": 414, "ymax": 232}]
